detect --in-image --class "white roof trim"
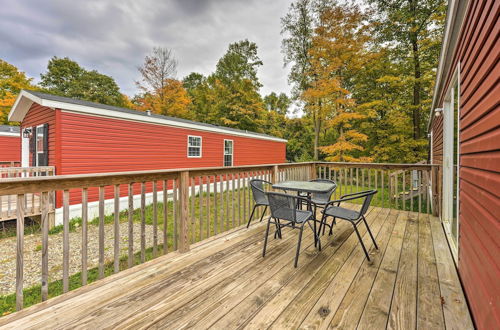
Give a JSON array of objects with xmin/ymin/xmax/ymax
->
[
  {"xmin": 9, "ymin": 91, "xmax": 287, "ymax": 143},
  {"xmin": 428, "ymin": 0, "xmax": 469, "ymax": 130},
  {"xmin": 0, "ymin": 131, "xmax": 19, "ymax": 137}
]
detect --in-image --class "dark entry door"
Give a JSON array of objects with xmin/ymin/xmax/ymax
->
[{"xmin": 30, "ymin": 124, "xmax": 49, "ymax": 166}]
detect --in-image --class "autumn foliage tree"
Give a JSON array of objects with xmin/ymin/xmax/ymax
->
[
  {"xmin": 301, "ymin": 4, "xmax": 372, "ymax": 161},
  {"xmin": 0, "ymin": 59, "xmax": 37, "ymax": 124},
  {"xmin": 136, "ymin": 47, "xmax": 178, "ymax": 105},
  {"xmin": 135, "ymin": 79, "xmax": 191, "ymax": 118}
]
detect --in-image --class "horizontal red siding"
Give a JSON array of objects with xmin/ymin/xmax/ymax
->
[
  {"xmin": 0, "ymin": 135, "xmax": 20, "ymax": 162},
  {"xmin": 58, "ymin": 111, "xmax": 285, "ymax": 174},
  {"xmin": 431, "ymin": 1, "xmax": 500, "ymax": 328},
  {"xmin": 21, "ymin": 104, "xmax": 56, "ymax": 169},
  {"xmin": 58, "ymin": 111, "xmax": 285, "ymax": 205}
]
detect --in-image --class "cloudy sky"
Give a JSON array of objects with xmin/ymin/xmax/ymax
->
[{"xmin": 0, "ymin": 0, "xmax": 293, "ymax": 97}]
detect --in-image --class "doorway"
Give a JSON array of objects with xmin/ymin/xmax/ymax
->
[{"xmin": 442, "ymin": 68, "xmax": 460, "ymax": 261}]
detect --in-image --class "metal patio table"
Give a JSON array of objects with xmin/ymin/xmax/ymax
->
[
  {"xmin": 271, "ymin": 180, "xmax": 336, "ymax": 237},
  {"xmin": 272, "ymin": 180, "xmax": 336, "ymax": 195}
]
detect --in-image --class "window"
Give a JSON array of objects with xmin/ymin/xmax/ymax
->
[
  {"xmin": 187, "ymin": 135, "xmax": 202, "ymax": 158},
  {"xmin": 224, "ymin": 140, "xmax": 233, "ymax": 166},
  {"xmin": 34, "ymin": 124, "xmax": 48, "ymax": 167},
  {"xmin": 36, "ymin": 126, "xmax": 45, "ymax": 155}
]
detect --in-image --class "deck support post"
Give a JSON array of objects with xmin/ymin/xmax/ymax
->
[
  {"xmin": 179, "ymin": 171, "xmax": 190, "ymax": 253},
  {"xmin": 309, "ymin": 163, "xmax": 317, "ymax": 180},
  {"xmin": 272, "ymin": 165, "xmax": 279, "ymax": 183},
  {"xmin": 431, "ymin": 166, "xmax": 440, "ymax": 217}
]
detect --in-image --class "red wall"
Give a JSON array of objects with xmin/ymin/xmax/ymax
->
[
  {"xmin": 57, "ymin": 111, "xmax": 285, "ymax": 174},
  {"xmin": 457, "ymin": 1, "xmax": 499, "ymax": 328},
  {"xmin": 21, "ymin": 103, "xmax": 57, "ymax": 168},
  {"xmin": 54, "ymin": 111, "xmax": 285, "ymax": 205},
  {"xmin": 431, "ymin": 1, "xmax": 500, "ymax": 328},
  {"xmin": 0, "ymin": 135, "xmax": 20, "ymax": 162}
]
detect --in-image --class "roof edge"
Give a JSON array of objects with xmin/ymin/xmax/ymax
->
[
  {"xmin": 0, "ymin": 132, "xmax": 19, "ymax": 137},
  {"xmin": 9, "ymin": 90, "xmax": 287, "ymax": 143},
  {"xmin": 427, "ymin": 0, "xmax": 469, "ymax": 131}
]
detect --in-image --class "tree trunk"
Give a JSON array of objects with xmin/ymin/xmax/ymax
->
[
  {"xmin": 410, "ymin": 0, "xmax": 422, "ymax": 140},
  {"xmin": 314, "ymin": 115, "xmax": 320, "ymax": 160}
]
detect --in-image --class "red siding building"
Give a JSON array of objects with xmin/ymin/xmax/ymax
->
[
  {"xmin": 9, "ymin": 90, "xmax": 286, "ymax": 173},
  {"xmin": 428, "ymin": 0, "xmax": 499, "ymax": 328},
  {"xmin": 0, "ymin": 125, "xmax": 20, "ymax": 166},
  {"xmin": 9, "ymin": 90, "xmax": 287, "ymax": 222}
]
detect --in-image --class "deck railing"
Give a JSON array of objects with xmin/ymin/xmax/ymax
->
[
  {"xmin": 0, "ymin": 161, "xmax": 21, "ymax": 168},
  {"xmin": 0, "ymin": 166, "xmax": 55, "ymax": 221},
  {"xmin": 0, "ymin": 161, "xmax": 439, "ymax": 312}
]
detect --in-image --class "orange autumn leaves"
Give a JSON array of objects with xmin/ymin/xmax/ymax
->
[
  {"xmin": 300, "ymin": 5, "xmax": 372, "ymax": 162},
  {"xmin": 0, "ymin": 60, "xmax": 37, "ymax": 124},
  {"xmin": 134, "ymin": 79, "xmax": 191, "ymax": 119}
]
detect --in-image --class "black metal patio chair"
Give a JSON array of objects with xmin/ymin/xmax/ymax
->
[
  {"xmin": 263, "ymin": 192, "xmax": 322, "ymax": 268},
  {"xmin": 308, "ymin": 179, "xmax": 337, "ymax": 207},
  {"xmin": 297, "ymin": 179, "xmax": 337, "ymax": 234},
  {"xmin": 319, "ymin": 190, "xmax": 378, "ymax": 261},
  {"xmin": 247, "ymin": 179, "xmax": 272, "ymax": 228}
]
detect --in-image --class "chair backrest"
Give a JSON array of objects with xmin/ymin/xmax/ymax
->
[
  {"xmin": 266, "ymin": 192, "xmax": 298, "ymax": 223},
  {"xmin": 359, "ymin": 190, "xmax": 377, "ymax": 216},
  {"xmin": 250, "ymin": 179, "xmax": 272, "ymax": 205},
  {"xmin": 310, "ymin": 179, "xmax": 337, "ymax": 204}
]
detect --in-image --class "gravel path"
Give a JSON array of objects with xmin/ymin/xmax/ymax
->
[{"xmin": 0, "ymin": 223, "xmax": 158, "ymax": 295}]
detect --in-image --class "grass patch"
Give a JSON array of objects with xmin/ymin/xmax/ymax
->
[{"xmin": 0, "ymin": 243, "xmax": 166, "ymax": 316}]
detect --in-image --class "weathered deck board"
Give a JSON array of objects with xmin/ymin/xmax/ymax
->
[{"xmin": 0, "ymin": 207, "xmax": 471, "ymax": 330}]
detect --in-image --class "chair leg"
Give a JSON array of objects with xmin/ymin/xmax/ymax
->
[
  {"xmin": 307, "ymin": 220, "xmax": 321, "ymax": 251},
  {"xmin": 259, "ymin": 205, "xmax": 268, "ymax": 222},
  {"xmin": 247, "ymin": 204, "xmax": 258, "ymax": 228},
  {"xmin": 318, "ymin": 212, "xmax": 327, "ymax": 239},
  {"xmin": 353, "ymin": 223, "xmax": 371, "ymax": 261},
  {"xmin": 329, "ymin": 217, "xmax": 336, "ymax": 236},
  {"xmin": 313, "ymin": 217, "xmax": 317, "ymax": 247},
  {"xmin": 262, "ymin": 217, "xmax": 272, "ymax": 257},
  {"xmin": 362, "ymin": 216, "xmax": 378, "ymax": 250},
  {"xmin": 274, "ymin": 219, "xmax": 282, "ymax": 239},
  {"xmin": 294, "ymin": 224, "xmax": 305, "ymax": 268}
]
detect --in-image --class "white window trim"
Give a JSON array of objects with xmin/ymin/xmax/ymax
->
[
  {"xmin": 35, "ymin": 124, "xmax": 45, "ymax": 166},
  {"xmin": 223, "ymin": 139, "xmax": 234, "ymax": 167},
  {"xmin": 442, "ymin": 63, "xmax": 460, "ymax": 263},
  {"xmin": 187, "ymin": 135, "xmax": 202, "ymax": 158}
]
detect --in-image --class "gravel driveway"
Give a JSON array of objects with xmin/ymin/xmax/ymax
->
[{"xmin": 0, "ymin": 222, "xmax": 158, "ymax": 295}]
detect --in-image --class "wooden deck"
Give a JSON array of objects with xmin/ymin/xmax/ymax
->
[
  {"xmin": 0, "ymin": 206, "xmax": 472, "ymax": 329},
  {"xmin": 0, "ymin": 194, "xmax": 43, "ymax": 221}
]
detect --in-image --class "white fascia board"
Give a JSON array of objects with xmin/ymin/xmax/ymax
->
[
  {"xmin": 0, "ymin": 132, "xmax": 19, "ymax": 137},
  {"xmin": 8, "ymin": 90, "xmax": 37, "ymax": 122},
  {"xmin": 428, "ymin": 0, "xmax": 469, "ymax": 131}
]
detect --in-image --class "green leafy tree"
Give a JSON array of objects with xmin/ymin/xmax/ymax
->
[
  {"xmin": 214, "ymin": 39, "xmax": 263, "ymax": 88},
  {"xmin": 40, "ymin": 57, "xmax": 127, "ymax": 107},
  {"xmin": 264, "ymin": 92, "xmax": 291, "ymax": 115},
  {"xmin": 368, "ymin": 0, "xmax": 446, "ymax": 140}
]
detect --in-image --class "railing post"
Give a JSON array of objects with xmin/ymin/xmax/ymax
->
[
  {"xmin": 309, "ymin": 163, "xmax": 317, "ymax": 180},
  {"xmin": 179, "ymin": 171, "xmax": 190, "ymax": 253},
  {"xmin": 272, "ymin": 165, "xmax": 279, "ymax": 183}
]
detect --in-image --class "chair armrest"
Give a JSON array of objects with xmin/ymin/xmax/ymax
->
[
  {"xmin": 339, "ymin": 191, "xmax": 371, "ymax": 199},
  {"xmin": 323, "ymin": 194, "xmax": 367, "ymax": 208}
]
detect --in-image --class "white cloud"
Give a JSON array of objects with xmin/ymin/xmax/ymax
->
[{"xmin": 0, "ymin": 0, "xmax": 293, "ymax": 97}]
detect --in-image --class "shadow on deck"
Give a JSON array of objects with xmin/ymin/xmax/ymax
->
[{"xmin": 0, "ymin": 206, "xmax": 472, "ymax": 329}]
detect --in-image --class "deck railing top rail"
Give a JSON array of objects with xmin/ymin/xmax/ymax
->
[
  {"xmin": 0, "ymin": 162, "xmax": 314, "ymax": 195},
  {"xmin": 315, "ymin": 161, "xmax": 437, "ymax": 170}
]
